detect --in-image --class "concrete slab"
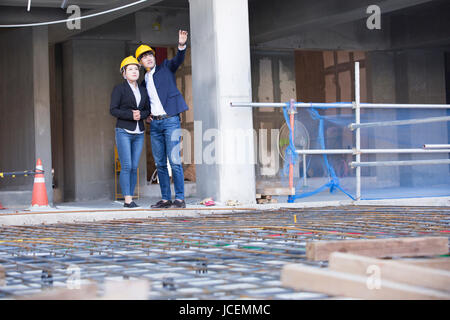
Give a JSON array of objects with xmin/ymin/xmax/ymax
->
[{"xmin": 0, "ymin": 194, "xmax": 449, "ymax": 227}]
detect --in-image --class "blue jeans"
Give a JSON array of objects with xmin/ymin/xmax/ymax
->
[
  {"xmin": 115, "ymin": 128, "xmax": 145, "ymax": 196},
  {"xmin": 150, "ymin": 115, "xmax": 184, "ymax": 200}
]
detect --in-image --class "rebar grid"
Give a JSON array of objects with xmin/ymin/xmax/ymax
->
[{"xmin": 0, "ymin": 205, "xmax": 449, "ymax": 299}]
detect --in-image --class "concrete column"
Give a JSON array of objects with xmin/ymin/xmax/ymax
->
[
  {"xmin": 190, "ymin": 0, "xmax": 256, "ymax": 203},
  {"xmin": 0, "ymin": 27, "xmax": 52, "ymax": 205},
  {"xmin": 32, "ymin": 26, "xmax": 53, "ymax": 205},
  {"xmin": 0, "ymin": 28, "xmax": 35, "ymax": 192}
]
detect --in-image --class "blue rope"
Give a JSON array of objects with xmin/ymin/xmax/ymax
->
[{"xmin": 282, "ymin": 102, "xmax": 355, "ymax": 202}]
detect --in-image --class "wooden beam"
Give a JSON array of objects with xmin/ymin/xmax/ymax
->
[
  {"xmin": 306, "ymin": 236, "xmax": 449, "ymax": 261},
  {"xmin": 281, "ymin": 263, "xmax": 450, "ymax": 299},
  {"xmin": 257, "ymin": 187, "xmax": 295, "ymax": 196},
  {"xmin": 399, "ymin": 257, "xmax": 450, "ymax": 271},
  {"xmin": 329, "ymin": 252, "xmax": 450, "ymax": 292}
]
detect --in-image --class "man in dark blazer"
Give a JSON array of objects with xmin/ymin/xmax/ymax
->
[{"xmin": 136, "ymin": 30, "xmax": 189, "ymax": 208}]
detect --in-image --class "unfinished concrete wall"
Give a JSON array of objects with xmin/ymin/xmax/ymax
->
[
  {"xmin": 0, "ymin": 28, "xmax": 35, "ymax": 191},
  {"xmin": 62, "ymin": 39, "xmax": 147, "ymax": 201},
  {"xmin": 251, "ymin": 50, "xmax": 296, "ymax": 178},
  {"xmin": 0, "ymin": 27, "xmax": 52, "ymax": 205},
  {"xmin": 366, "ymin": 51, "xmax": 400, "ymax": 188},
  {"xmin": 394, "ymin": 50, "xmax": 448, "ymax": 187}
]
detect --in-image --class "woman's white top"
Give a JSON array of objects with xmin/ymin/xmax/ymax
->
[{"xmin": 124, "ymin": 81, "xmax": 144, "ymax": 134}]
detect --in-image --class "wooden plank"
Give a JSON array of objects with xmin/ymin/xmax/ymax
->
[
  {"xmin": 258, "ymin": 187, "xmax": 295, "ymax": 196},
  {"xmin": 18, "ymin": 283, "xmax": 98, "ymax": 300},
  {"xmin": 281, "ymin": 263, "xmax": 450, "ymax": 300},
  {"xmin": 398, "ymin": 257, "xmax": 450, "ymax": 271},
  {"xmin": 257, "ymin": 197, "xmax": 278, "ymax": 204},
  {"xmin": 306, "ymin": 236, "xmax": 449, "ymax": 261},
  {"xmin": 328, "ymin": 252, "xmax": 450, "ymax": 292}
]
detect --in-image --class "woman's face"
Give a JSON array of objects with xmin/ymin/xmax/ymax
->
[
  {"xmin": 140, "ymin": 52, "xmax": 156, "ymax": 70},
  {"xmin": 123, "ymin": 64, "xmax": 139, "ymax": 81}
]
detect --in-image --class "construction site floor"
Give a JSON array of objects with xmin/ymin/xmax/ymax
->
[
  {"xmin": 1, "ymin": 191, "xmax": 449, "ymax": 225},
  {"xmin": 0, "ymin": 195, "xmax": 449, "ymax": 300}
]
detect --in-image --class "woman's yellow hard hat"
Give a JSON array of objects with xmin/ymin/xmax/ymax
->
[
  {"xmin": 120, "ymin": 56, "xmax": 140, "ymax": 72},
  {"xmin": 135, "ymin": 44, "xmax": 155, "ymax": 61}
]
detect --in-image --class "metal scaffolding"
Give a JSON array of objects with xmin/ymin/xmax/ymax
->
[{"xmin": 231, "ymin": 62, "xmax": 450, "ymax": 201}]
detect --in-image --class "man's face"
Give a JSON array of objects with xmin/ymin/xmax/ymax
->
[{"xmin": 140, "ymin": 52, "xmax": 156, "ymax": 70}]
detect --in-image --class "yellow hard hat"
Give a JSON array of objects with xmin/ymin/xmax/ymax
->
[
  {"xmin": 120, "ymin": 56, "xmax": 139, "ymax": 73},
  {"xmin": 135, "ymin": 44, "xmax": 155, "ymax": 61}
]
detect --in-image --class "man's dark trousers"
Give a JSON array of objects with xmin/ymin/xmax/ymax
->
[{"xmin": 150, "ymin": 115, "xmax": 184, "ymax": 201}]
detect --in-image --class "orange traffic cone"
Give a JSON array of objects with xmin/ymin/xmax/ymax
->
[{"xmin": 31, "ymin": 158, "xmax": 49, "ymax": 207}]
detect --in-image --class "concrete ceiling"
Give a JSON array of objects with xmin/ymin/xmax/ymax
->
[
  {"xmin": 0, "ymin": 0, "xmax": 166, "ymax": 43},
  {"xmin": 249, "ymin": 0, "xmax": 440, "ymax": 44},
  {"xmin": 247, "ymin": 0, "xmax": 450, "ymax": 50},
  {"xmin": 1, "ymin": 0, "xmax": 448, "ymax": 50}
]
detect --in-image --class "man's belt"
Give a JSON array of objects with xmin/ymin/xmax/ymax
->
[{"xmin": 151, "ymin": 114, "xmax": 172, "ymax": 120}]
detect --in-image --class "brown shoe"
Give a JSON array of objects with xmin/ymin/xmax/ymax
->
[
  {"xmin": 171, "ymin": 199, "xmax": 186, "ymax": 208},
  {"xmin": 150, "ymin": 200, "xmax": 172, "ymax": 208}
]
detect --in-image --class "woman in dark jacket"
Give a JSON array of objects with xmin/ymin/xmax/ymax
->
[{"xmin": 110, "ymin": 56, "xmax": 150, "ymax": 208}]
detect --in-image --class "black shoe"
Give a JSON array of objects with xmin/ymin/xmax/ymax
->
[
  {"xmin": 124, "ymin": 201, "xmax": 139, "ymax": 208},
  {"xmin": 151, "ymin": 200, "xmax": 172, "ymax": 208},
  {"xmin": 171, "ymin": 199, "xmax": 186, "ymax": 208}
]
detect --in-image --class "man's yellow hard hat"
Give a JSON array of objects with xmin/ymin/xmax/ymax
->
[
  {"xmin": 120, "ymin": 56, "xmax": 140, "ymax": 72},
  {"xmin": 135, "ymin": 44, "xmax": 155, "ymax": 61}
]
